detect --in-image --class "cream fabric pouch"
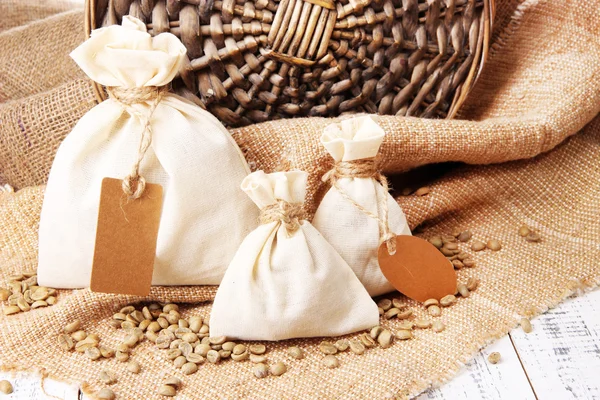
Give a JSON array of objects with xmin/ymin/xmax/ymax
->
[
  {"xmin": 312, "ymin": 116, "xmax": 412, "ymax": 296},
  {"xmin": 210, "ymin": 170, "xmax": 379, "ymax": 340},
  {"xmin": 37, "ymin": 17, "xmax": 257, "ymax": 288}
]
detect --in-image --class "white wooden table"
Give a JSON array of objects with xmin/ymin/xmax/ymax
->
[{"xmin": 2, "ymin": 289, "xmax": 599, "ymax": 399}]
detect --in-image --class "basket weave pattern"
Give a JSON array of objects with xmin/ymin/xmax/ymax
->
[{"xmin": 88, "ymin": 0, "xmax": 490, "ymax": 127}]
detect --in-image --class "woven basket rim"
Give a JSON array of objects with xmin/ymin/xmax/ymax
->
[{"xmin": 84, "ymin": 0, "xmax": 494, "ymax": 120}]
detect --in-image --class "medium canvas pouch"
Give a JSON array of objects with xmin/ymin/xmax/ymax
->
[
  {"xmin": 37, "ymin": 16, "xmax": 257, "ymax": 288},
  {"xmin": 312, "ymin": 116, "xmax": 412, "ymax": 296},
  {"xmin": 210, "ymin": 170, "xmax": 379, "ymax": 340}
]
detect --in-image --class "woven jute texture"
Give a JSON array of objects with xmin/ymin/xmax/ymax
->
[
  {"xmin": 0, "ymin": 10, "xmax": 86, "ymax": 102},
  {"xmin": 1, "ymin": 0, "xmax": 600, "ymax": 398},
  {"xmin": 0, "ymin": 0, "xmax": 82, "ymax": 33}
]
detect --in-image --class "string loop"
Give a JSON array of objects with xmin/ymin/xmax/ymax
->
[{"xmin": 106, "ymin": 86, "xmax": 168, "ymax": 199}]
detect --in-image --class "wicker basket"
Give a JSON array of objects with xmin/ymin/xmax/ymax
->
[{"xmin": 85, "ymin": 0, "xmax": 493, "ymax": 127}]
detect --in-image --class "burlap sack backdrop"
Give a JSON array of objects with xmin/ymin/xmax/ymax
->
[{"xmin": 1, "ymin": 0, "xmax": 600, "ymax": 398}]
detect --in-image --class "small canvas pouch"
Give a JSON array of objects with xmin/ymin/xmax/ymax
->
[
  {"xmin": 210, "ymin": 170, "xmax": 379, "ymax": 340},
  {"xmin": 312, "ymin": 116, "xmax": 412, "ymax": 296}
]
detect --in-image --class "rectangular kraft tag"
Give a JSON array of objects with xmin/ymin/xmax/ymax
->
[{"xmin": 90, "ymin": 177, "xmax": 163, "ymax": 296}]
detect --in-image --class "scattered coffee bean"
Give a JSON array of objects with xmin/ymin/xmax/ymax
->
[
  {"xmin": 392, "ymin": 298, "xmax": 405, "ymax": 309},
  {"xmin": 370, "ymin": 326, "xmax": 384, "ymax": 340},
  {"xmin": 377, "ymin": 298, "xmax": 392, "ymax": 311},
  {"xmin": 31, "ymin": 300, "xmax": 48, "ymax": 309},
  {"xmin": 164, "ymin": 377, "xmax": 181, "ymax": 388},
  {"xmin": 232, "ymin": 344, "xmax": 246, "ymax": 355},
  {"xmin": 182, "ymin": 362, "xmax": 198, "ymax": 375},
  {"xmin": 487, "ymin": 239, "xmax": 502, "ymax": 251},
  {"xmin": 323, "ymin": 355, "xmax": 340, "ymax": 369},
  {"xmin": 163, "ymin": 304, "xmax": 179, "ymax": 313},
  {"xmin": 3, "ymin": 305, "xmax": 20, "ymax": 315},
  {"xmin": 58, "ymin": 334, "xmax": 75, "ymax": 351},
  {"xmin": 378, "ymin": 307, "xmax": 384, "ymax": 315},
  {"xmin": 222, "ymin": 341, "xmax": 236, "ymax": 352},
  {"xmin": 445, "ymin": 243, "xmax": 458, "ymax": 251},
  {"xmin": 396, "ymin": 330, "xmax": 413, "ymax": 340},
  {"xmin": 319, "ymin": 341, "xmax": 338, "ymax": 355},
  {"xmin": 219, "ymin": 350, "xmax": 231, "ymax": 359},
  {"xmin": 526, "ymin": 232, "xmax": 541, "ymax": 242},
  {"xmin": 384, "ymin": 308, "xmax": 400, "ymax": 319},
  {"xmin": 488, "ymin": 352, "xmax": 501, "ymax": 364},
  {"xmin": 186, "ymin": 353, "xmax": 204, "ymax": 365},
  {"xmin": 415, "ymin": 320, "xmax": 432, "ymax": 329},
  {"xmin": 195, "ymin": 343, "xmax": 211, "ymax": 357},
  {"xmin": 397, "ymin": 309, "xmax": 413, "ymax": 319},
  {"xmin": 466, "ymin": 277, "xmax": 480, "ymax": 291},
  {"xmin": 429, "ymin": 237, "xmax": 443, "ymax": 249},
  {"xmin": 441, "ymin": 248, "xmax": 455, "ymax": 257},
  {"xmin": 209, "ymin": 336, "xmax": 227, "ymax": 345},
  {"xmin": 428, "ymin": 305, "xmax": 442, "ymax": 317},
  {"xmin": 85, "ymin": 346, "xmax": 102, "ymax": 360},
  {"xmin": 75, "ymin": 338, "xmax": 98, "ymax": 353},
  {"xmin": 173, "ymin": 356, "xmax": 187, "ymax": 368},
  {"xmin": 349, "ymin": 340, "xmax": 365, "ymax": 355},
  {"xmin": 0, "ymin": 289, "xmax": 10, "ymax": 302},
  {"xmin": 452, "ymin": 260, "xmax": 464, "ymax": 269},
  {"xmin": 423, "ymin": 299, "xmax": 439, "ymax": 308},
  {"xmin": 249, "ymin": 344, "xmax": 266, "ymax": 355},
  {"xmin": 432, "ymin": 321, "xmax": 445, "ymax": 332},
  {"xmin": 397, "ymin": 321, "xmax": 414, "ymax": 330},
  {"xmin": 335, "ymin": 340, "xmax": 349, "ymax": 352},
  {"xmin": 458, "ymin": 231, "xmax": 472, "ymax": 242},
  {"xmin": 288, "ymin": 346, "xmax": 304, "ymax": 359},
  {"xmin": 206, "ymin": 350, "xmax": 221, "ymax": 364},
  {"xmin": 471, "ymin": 241, "xmax": 486, "ymax": 252},
  {"xmin": 99, "ymin": 370, "xmax": 117, "ymax": 385},
  {"xmin": 249, "ymin": 354, "xmax": 267, "ymax": 363},
  {"xmin": 520, "ymin": 318, "xmax": 533, "ymax": 333},
  {"xmin": 457, "ymin": 284, "xmax": 470, "ymax": 298},
  {"xmin": 71, "ymin": 330, "xmax": 87, "ymax": 342},
  {"xmin": 440, "ymin": 295, "xmax": 456, "ymax": 307},
  {"xmin": 100, "ymin": 346, "xmax": 114, "ymax": 358},
  {"xmin": 463, "ymin": 259, "xmax": 476, "ymax": 268},
  {"xmin": 158, "ymin": 384, "xmax": 177, "ymax": 397},
  {"xmin": 0, "ymin": 380, "xmax": 13, "ymax": 395},
  {"xmin": 96, "ymin": 388, "xmax": 116, "ymax": 400},
  {"xmin": 270, "ymin": 362, "xmax": 287, "ymax": 376},
  {"xmin": 64, "ymin": 320, "xmax": 81, "ymax": 334},
  {"xmin": 127, "ymin": 360, "xmax": 141, "ymax": 374},
  {"xmin": 115, "ymin": 350, "xmax": 129, "ymax": 362},
  {"xmin": 124, "ymin": 333, "xmax": 139, "ymax": 347},
  {"xmin": 359, "ymin": 333, "xmax": 377, "ymax": 348},
  {"xmin": 253, "ymin": 363, "xmax": 269, "ymax": 378},
  {"xmin": 518, "ymin": 226, "xmax": 530, "ymax": 237},
  {"xmin": 378, "ymin": 329, "xmax": 394, "ymax": 348},
  {"xmin": 232, "ymin": 351, "xmax": 249, "ymax": 361}
]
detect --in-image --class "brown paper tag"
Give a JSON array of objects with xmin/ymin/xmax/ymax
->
[
  {"xmin": 90, "ymin": 177, "xmax": 163, "ymax": 296},
  {"xmin": 378, "ymin": 235, "xmax": 457, "ymax": 302}
]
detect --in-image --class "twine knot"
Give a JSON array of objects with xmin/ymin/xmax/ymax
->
[
  {"xmin": 321, "ymin": 159, "xmax": 377, "ymax": 182},
  {"xmin": 106, "ymin": 86, "xmax": 167, "ymax": 199},
  {"xmin": 323, "ymin": 157, "xmax": 397, "ymax": 255},
  {"xmin": 106, "ymin": 86, "xmax": 168, "ymax": 106},
  {"xmin": 259, "ymin": 200, "xmax": 304, "ymax": 234}
]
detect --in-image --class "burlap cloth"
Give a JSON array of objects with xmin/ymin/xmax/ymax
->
[{"xmin": 1, "ymin": 0, "xmax": 600, "ymax": 398}]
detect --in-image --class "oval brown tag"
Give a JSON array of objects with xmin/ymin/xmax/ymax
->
[{"xmin": 378, "ymin": 236, "xmax": 457, "ymax": 302}]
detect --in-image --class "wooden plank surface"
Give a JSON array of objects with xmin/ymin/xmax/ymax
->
[
  {"xmin": 510, "ymin": 288, "xmax": 600, "ymax": 400},
  {"xmin": 417, "ymin": 335, "xmax": 536, "ymax": 400},
  {"xmin": 1, "ymin": 289, "xmax": 599, "ymax": 399}
]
